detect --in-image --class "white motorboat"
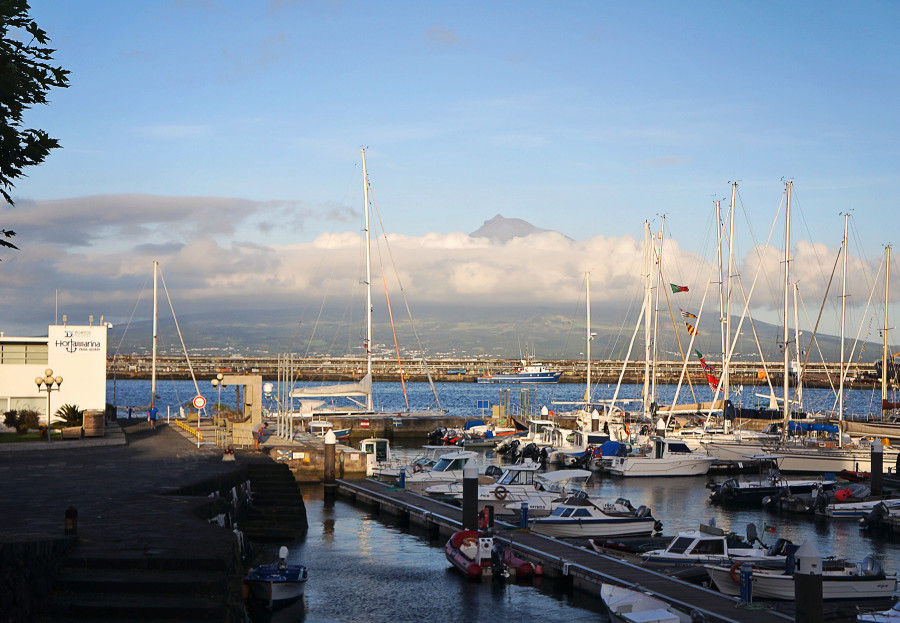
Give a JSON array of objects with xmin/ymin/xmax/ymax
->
[
  {"xmin": 373, "ymin": 445, "xmax": 457, "ymax": 484},
  {"xmin": 402, "ymin": 450, "xmax": 481, "ymax": 493},
  {"xmin": 358, "ymin": 437, "xmax": 394, "ymax": 478},
  {"xmin": 706, "ymin": 555, "xmax": 897, "ymax": 600},
  {"xmin": 601, "ymin": 583, "xmax": 693, "ymax": 623},
  {"xmin": 529, "ymin": 492, "xmax": 659, "ymax": 539},
  {"xmin": 607, "ymin": 438, "xmax": 715, "ymax": 477},
  {"xmin": 858, "ymin": 600, "xmax": 900, "ymax": 621},
  {"xmin": 593, "ymin": 523, "xmax": 791, "ymax": 571}
]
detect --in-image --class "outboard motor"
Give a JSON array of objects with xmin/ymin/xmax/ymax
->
[
  {"xmin": 813, "ymin": 489, "xmax": 830, "ymax": 514},
  {"xmin": 766, "ymin": 538, "xmax": 789, "ymax": 557},
  {"xmin": 860, "ymin": 502, "xmax": 889, "ymax": 530},
  {"xmin": 491, "ymin": 543, "xmax": 507, "ymax": 577},
  {"xmin": 427, "ymin": 426, "xmax": 445, "ymax": 446},
  {"xmin": 636, "ymin": 505, "xmax": 651, "ymax": 518},
  {"xmin": 484, "ymin": 465, "xmax": 503, "ymax": 479},
  {"xmin": 746, "ymin": 523, "xmax": 761, "ymax": 546},
  {"xmin": 861, "ymin": 556, "xmax": 883, "ymax": 576}
]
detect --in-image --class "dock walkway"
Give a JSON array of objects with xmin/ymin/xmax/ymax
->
[{"xmin": 338, "ymin": 478, "xmax": 792, "ymax": 623}]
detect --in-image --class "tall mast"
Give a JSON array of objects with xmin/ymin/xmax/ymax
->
[
  {"xmin": 793, "ymin": 282, "xmax": 803, "ymax": 411},
  {"xmin": 839, "ymin": 213, "xmax": 849, "ymax": 429},
  {"xmin": 584, "ymin": 271, "xmax": 591, "ymax": 402},
  {"xmin": 651, "ymin": 218, "xmax": 665, "ymax": 411},
  {"xmin": 724, "ymin": 184, "xmax": 737, "ymax": 406},
  {"xmin": 151, "ymin": 260, "xmax": 158, "ymax": 408},
  {"xmin": 884, "ymin": 245, "xmax": 892, "ymax": 405},
  {"xmin": 361, "ymin": 148, "xmax": 374, "ymax": 411},
  {"xmin": 643, "ymin": 221, "xmax": 652, "ymax": 417},
  {"xmin": 782, "ymin": 181, "xmax": 793, "ymax": 428}
]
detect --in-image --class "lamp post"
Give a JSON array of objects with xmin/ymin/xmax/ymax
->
[
  {"xmin": 210, "ymin": 373, "xmax": 225, "ymax": 418},
  {"xmin": 35, "ymin": 368, "xmax": 63, "ymax": 442}
]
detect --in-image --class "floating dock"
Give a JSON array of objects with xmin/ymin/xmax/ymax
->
[{"xmin": 339, "ymin": 478, "xmax": 860, "ymax": 623}]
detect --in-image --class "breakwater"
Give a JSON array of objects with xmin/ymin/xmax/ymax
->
[{"xmin": 108, "ymin": 355, "xmax": 879, "ymax": 389}]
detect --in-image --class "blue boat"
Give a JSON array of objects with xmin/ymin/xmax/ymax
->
[{"xmin": 245, "ymin": 546, "xmax": 309, "ymax": 607}]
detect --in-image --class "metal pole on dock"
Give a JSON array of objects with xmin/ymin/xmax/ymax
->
[
  {"xmin": 462, "ymin": 466, "xmax": 477, "ymax": 530},
  {"xmin": 872, "ymin": 442, "xmax": 884, "ymax": 497},
  {"xmin": 794, "ymin": 541, "xmax": 822, "ymax": 623},
  {"xmin": 324, "ymin": 430, "xmax": 336, "ymax": 499}
]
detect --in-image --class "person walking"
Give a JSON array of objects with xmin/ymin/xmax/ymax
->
[
  {"xmin": 127, "ymin": 405, "xmax": 134, "ymax": 419},
  {"xmin": 148, "ymin": 404, "xmax": 158, "ymax": 430}
]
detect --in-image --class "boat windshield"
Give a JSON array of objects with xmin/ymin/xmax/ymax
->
[
  {"xmin": 499, "ymin": 469, "xmax": 534, "ymax": 486},
  {"xmin": 665, "ymin": 537, "xmax": 695, "ymax": 554},
  {"xmin": 432, "ymin": 457, "xmax": 469, "ymax": 472}
]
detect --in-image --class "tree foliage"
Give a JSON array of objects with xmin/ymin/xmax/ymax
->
[{"xmin": 0, "ymin": 0, "xmax": 70, "ymax": 252}]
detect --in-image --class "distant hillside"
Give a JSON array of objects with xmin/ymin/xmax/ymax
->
[{"xmin": 107, "ymin": 304, "xmax": 884, "ymax": 365}]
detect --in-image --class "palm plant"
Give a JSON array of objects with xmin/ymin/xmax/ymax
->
[{"xmin": 55, "ymin": 404, "xmax": 83, "ymax": 427}]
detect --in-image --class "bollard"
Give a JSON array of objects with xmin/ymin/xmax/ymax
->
[
  {"xmin": 872, "ymin": 442, "xmax": 884, "ymax": 497},
  {"xmin": 64, "ymin": 506, "xmax": 77, "ymax": 535},
  {"xmin": 461, "ymin": 466, "xmax": 478, "ymax": 531},
  {"xmin": 794, "ymin": 540, "xmax": 823, "ymax": 623},
  {"xmin": 398, "ymin": 469, "xmax": 406, "ymax": 489},
  {"xmin": 520, "ymin": 501, "xmax": 529, "ymax": 529},
  {"xmin": 739, "ymin": 563, "xmax": 752, "ymax": 602}
]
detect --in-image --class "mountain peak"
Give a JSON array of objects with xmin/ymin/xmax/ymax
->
[{"xmin": 470, "ymin": 214, "xmax": 559, "ymax": 243}]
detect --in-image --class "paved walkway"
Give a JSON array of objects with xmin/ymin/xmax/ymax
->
[{"xmin": 0, "ymin": 419, "xmax": 242, "ymax": 552}]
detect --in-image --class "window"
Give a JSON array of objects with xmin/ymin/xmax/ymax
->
[
  {"xmin": 0, "ymin": 343, "xmax": 48, "ymax": 365},
  {"xmin": 666, "ymin": 537, "xmax": 694, "ymax": 554},
  {"xmin": 690, "ymin": 539, "xmax": 725, "ymax": 555}
]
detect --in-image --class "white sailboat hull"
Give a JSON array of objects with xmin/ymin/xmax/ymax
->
[{"xmin": 608, "ymin": 456, "xmax": 715, "ymax": 477}]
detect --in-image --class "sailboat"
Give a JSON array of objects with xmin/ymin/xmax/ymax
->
[{"xmin": 288, "ymin": 149, "xmax": 446, "ymax": 422}]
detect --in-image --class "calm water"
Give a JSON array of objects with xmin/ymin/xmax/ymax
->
[{"xmin": 108, "ymin": 380, "xmax": 900, "ymax": 620}]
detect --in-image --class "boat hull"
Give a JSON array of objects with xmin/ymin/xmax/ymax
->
[
  {"xmin": 476, "ymin": 372, "xmax": 561, "ymax": 384},
  {"xmin": 530, "ymin": 516, "xmax": 657, "ymax": 539},
  {"xmin": 707, "ymin": 564, "xmax": 897, "ymax": 600},
  {"xmin": 608, "ymin": 457, "xmax": 714, "ymax": 477},
  {"xmin": 245, "ymin": 564, "xmax": 308, "ymax": 604}
]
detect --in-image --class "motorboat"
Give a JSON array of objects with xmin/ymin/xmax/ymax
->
[
  {"xmin": 444, "ymin": 529, "xmax": 535, "ymax": 581},
  {"xmin": 601, "ymin": 583, "xmax": 694, "ymax": 623},
  {"xmin": 591, "ymin": 524, "xmax": 791, "ymax": 572},
  {"xmin": 529, "ymin": 491, "xmax": 660, "ymax": 539},
  {"xmin": 402, "ymin": 450, "xmax": 481, "ymax": 493},
  {"xmin": 813, "ymin": 483, "xmax": 900, "ymax": 518},
  {"xmin": 709, "ymin": 475, "xmax": 838, "ymax": 507},
  {"xmin": 244, "ymin": 546, "xmax": 309, "ymax": 606},
  {"xmin": 858, "ymin": 600, "xmax": 900, "ymax": 621},
  {"xmin": 476, "ymin": 359, "xmax": 561, "ymax": 383},
  {"xmin": 706, "ymin": 555, "xmax": 896, "ymax": 600},
  {"xmin": 358, "ymin": 437, "xmax": 394, "ymax": 478},
  {"xmin": 424, "ymin": 459, "xmax": 541, "ymax": 500},
  {"xmin": 308, "ymin": 419, "xmax": 350, "ymax": 443},
  {"xmin": 607, "ymin": 438, "xmax": 716, "ymax": 477},
  {"xmin": 373, "ymin": 445, "xmax": 457, "ymax": 484}
]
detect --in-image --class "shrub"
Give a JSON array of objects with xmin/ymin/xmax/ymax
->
[
  {"xmin": 3, "ymin": 409, "xmax": 40, "ymax": 434},
  {"xmin": 55, "ymin": 404, "xmax": 83, "ymax": 427}
]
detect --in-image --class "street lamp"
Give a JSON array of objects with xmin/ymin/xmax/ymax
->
[
  {"xmin": 35, "ymin": 368, "xmax": 63, "ymax": 442},
  {"xmin": 210, "ymin": 373, "xmax": 225, "ymax": 417}
]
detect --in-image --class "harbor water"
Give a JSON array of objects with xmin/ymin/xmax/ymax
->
[{"xmin": 109, "ymin": 380, "xmax": 900, "ymax": 620}]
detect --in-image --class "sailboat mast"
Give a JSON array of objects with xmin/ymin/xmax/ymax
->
[
  {"xmin": 361, "ymin": 148, "xmax": 374, "ymax": 411},
  {"xmin": 151, "ymin": 260, "xmax": 158, "ymax": 408},
  {"xmin": 651, "ymin": 218, "xmax": 665, "ymax": 411},
  {"xmin": 724, "ymin": 184, "xmax": 736, "ymax": 406},
  {"xmin": 782, "ymin": 181, "xmax": 793, "ymax": 427},
  {"xmin": 643, "ymin": 221, "xmax": 652, "ymax": 417},
  {"xmin": 793, "ymin": 282, "xmax": 802, "ymax": 411},
  {"xmin": 839, "ymin": 213, "xmax": 849, "ymax": 427},
  {"xmin": 884, "ymin": 245, "xmax": 892, "ymax": 404},
  {"xmin": 585, "ymin": 271, "xmax": 591, "ymax": 403}
]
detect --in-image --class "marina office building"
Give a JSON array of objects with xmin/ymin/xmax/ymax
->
[{"xmin": 0, "ymin": 322, "xmax": 109, "ymax": 419}]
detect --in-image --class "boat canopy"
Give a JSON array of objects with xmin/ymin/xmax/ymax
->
[{"xmin": 788, "ymin": 421, "xmax": 839, "ymax": 434}]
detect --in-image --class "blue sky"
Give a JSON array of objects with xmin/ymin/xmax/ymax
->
[{"xmin": 1, "ymin": 1, "xmax": 898, "ymax": 344}]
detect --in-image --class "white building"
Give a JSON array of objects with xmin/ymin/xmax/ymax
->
[{"xmin": 0, "ymin": 323, "xmax": 108, "ymax": 419}]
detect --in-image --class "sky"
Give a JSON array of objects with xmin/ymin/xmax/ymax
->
[{"xmin": 1, "ymin": 1, "xmax": 898, "ymax": 347}]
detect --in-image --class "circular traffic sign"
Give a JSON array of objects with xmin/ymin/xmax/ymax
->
[{"xmin": 193, "ymin": 395, "xmax": 207, "ymax": 410}]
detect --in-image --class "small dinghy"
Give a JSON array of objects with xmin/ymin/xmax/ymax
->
[
  {"xmin": 245, "ymin": 546, "xmax": 309, "ymax": 607},
  {"xmin": 601, "ymin": 583, "xmax": 696, "ymax": 623},
  {"xmin": 444, "ymin": 529, "xmax": 534, "ymax": 581}
]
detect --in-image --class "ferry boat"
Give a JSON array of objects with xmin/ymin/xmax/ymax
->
[{"xmin": 476, "ymin": 360, "xmax": 561, "ymax": 384}]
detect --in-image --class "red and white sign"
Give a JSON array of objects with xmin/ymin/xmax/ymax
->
[
  {"xmin": 192, "ymin": 395, "xmax": 207, "ymax": 410},
  {"xmin": 360, "ymin": 419, "xmax": 370, "ymax": 429}
]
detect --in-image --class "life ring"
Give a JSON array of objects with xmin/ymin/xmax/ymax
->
[
  {"xmin": 412, "ymin": 463, "xmax": 424, "ymax": 473},
  {"xmin": 494, "ymin": 486, "xmax": 508, "ymax": 500},
  {"xmin": 730, "ymin": 562, "xmax": 744, "ymax": 584},
  {"xmin": 461, "ymin": 537, "xmax": 477, "ymax": 548}
]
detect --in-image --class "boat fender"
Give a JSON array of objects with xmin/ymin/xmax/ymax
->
[
  {"xmin": 494, "ymin": 486, "xmax": 508, "ymax": 501},
  {"xmin": 412, "ymin": 463, "xmax": 424, "ymax": 473},
  {"xmin": 534, "ymin": 563, "xmax": 544, "ymax": 576}
]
